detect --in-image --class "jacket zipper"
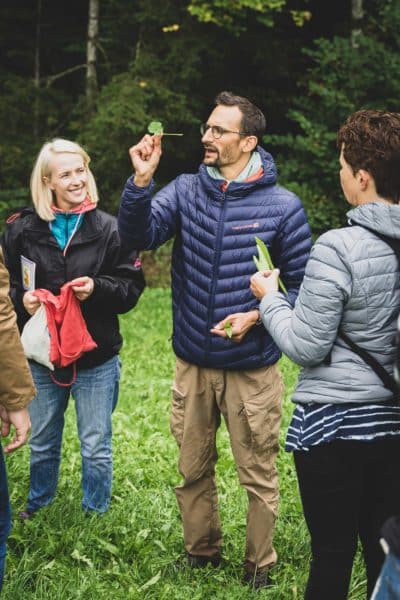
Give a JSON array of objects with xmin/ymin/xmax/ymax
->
[{"xmin": 205, "ymin": 191, "xmax": 227, "ymax": 358}]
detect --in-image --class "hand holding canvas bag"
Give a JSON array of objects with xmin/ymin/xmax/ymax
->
[{"xmin": 20, "ymin": 303, "xmax": 54, "ymax": 370}]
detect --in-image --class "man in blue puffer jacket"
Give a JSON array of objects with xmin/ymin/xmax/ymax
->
[{"xmin": 118, "ymin": 91, "xmax": 311, "ymax": 587}]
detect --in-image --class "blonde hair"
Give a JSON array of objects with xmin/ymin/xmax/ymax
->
[{"xmin": 30, "ymin": 138, "xmax": 99, "ymax": 221}]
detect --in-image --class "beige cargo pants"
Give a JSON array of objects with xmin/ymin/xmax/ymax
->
[{"xmin": 170, "ymin": 357, "xmax": 283, "ymax": 573}]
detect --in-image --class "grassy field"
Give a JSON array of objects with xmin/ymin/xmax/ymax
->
[{"xmin": 3, "ymin": 288, "xmax": 367, "ymax": 599}]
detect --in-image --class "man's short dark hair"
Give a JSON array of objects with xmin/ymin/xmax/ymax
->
[
  {"xmin": 337, "ymin": 109, "xmax": 400, "ymax": 203},
  {"xmin": 215, "ymin": 91, "xmax": 266, "ymax": 142}
]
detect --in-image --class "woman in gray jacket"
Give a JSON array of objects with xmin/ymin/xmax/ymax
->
[{"xmin": 250, "ymin": 109, "xmax": 400, "ymax": 600}]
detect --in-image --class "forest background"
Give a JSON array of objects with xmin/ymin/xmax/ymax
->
[{"xmin": 1, "ymin": 0, "xmax": 399, "ymax": 285}]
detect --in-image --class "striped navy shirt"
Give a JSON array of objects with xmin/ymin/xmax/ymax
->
[{"xmin": 285, "ymin": 401, "xmax": 400, "ymax": 452}]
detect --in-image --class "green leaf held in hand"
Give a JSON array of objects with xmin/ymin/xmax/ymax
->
[
  {"xmin": 253, "ymin": 236, "xmax": 288, "ymax": 296},
  {"xmin": 224, "ymin": 321, "xmax": 233, "ymax": 338},
  {"xmin": 147, "ymin": 120, "xmax": 183, "ymax": 136},
  {"xmin": 148, "ymin": 121, "xmax": 163, "ymax": 135}
]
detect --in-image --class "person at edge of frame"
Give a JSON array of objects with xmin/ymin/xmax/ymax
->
[
  {"xmin": 0, "ymin": 247, "xmax": 35, "ymax": 592},
  {"xmin": 250, "ymin": 109, "xmax": 400, "ymax": 600},
  {"xmin": 1, "ymin": 139, "xmax": 145, "ymax": 519},
  {"xmin": 117, "ymin": 91, "xmax": 312, "ymax": 589},
  {"xmin": 371, "ymin": 330, "xmax": 400, "ymax": 600}
]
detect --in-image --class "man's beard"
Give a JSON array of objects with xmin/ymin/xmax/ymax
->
[{"xmin": 203, "ymin": 145, "xmax": 220, "ymax": 166}]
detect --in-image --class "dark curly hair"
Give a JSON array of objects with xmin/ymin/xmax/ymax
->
[
  {"xmin": 337, "ymin": 109, "xmax": 400, "ymax": 203},
  {"xmin": 215, "ymin": 91, "xmax": 266, "ymax": 142}
]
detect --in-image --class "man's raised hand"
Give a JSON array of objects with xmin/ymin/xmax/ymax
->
[{"xmin": 129, "ymin": 134, "xmax": 162, "ymax": 188}]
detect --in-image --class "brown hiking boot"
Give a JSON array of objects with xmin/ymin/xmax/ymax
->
[{"xmin": 243, "ymin": 569, "xmax": 272, "ymax": 590}]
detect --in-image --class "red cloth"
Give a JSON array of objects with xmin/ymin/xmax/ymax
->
[{"xmin": 33, "ymin": 283, "xmax": 97, "ymax": 368}]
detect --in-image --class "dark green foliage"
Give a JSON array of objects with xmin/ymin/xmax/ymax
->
[
  {"xmin": 0, "ymin": 76, "xmax": 37, "ymax": 192},
  {"xmin": 0, "ymin": 75, "xmax": 77, "ymax": 193},
  {"xmin": 0, "ymin": 188, "xmax": 30, "ymax": 226},
  {"xmin": 79, "ymin": 74, "xmax": 195, "ymax": 212},
  {"xmin": 265, "ymin": 1, "xmax": 400, "ymax": 236},
  {"xmin": 284, "ymin": 182, "xmax": 345, "ymax": 240}
]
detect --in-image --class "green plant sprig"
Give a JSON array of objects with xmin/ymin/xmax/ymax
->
[
  {"xmin": 253, "ymin": 236, "xmax": 288, "ymax": 296},
  {"xmin": 147, "ymin": 121, "xmax": 183, "ymax": 136},
  {"xmin": 224, "ymin": 321, "xmax": 233, "ymax": 338}
]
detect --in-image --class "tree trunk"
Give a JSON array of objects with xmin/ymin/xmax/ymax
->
[
  {"xmin": 351, "ymin": 0, "xmax": 364, "ymax": 48},
  {"xmin": 33, "ymin": 0, "xmax": 42, "ymax": 140},
  {"xmin": 86, "ymin": 0, "xmax": 99, "ymax": 114}
]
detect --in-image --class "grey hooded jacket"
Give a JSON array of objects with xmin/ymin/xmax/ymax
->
[{"xmin": 260, "ymin": 202, "xmax": 400, "ymax": 404}]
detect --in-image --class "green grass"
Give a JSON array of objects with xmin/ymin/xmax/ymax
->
[{"xmin": 3, "ymin": 288, "xmax": 367, "ymax": 599}]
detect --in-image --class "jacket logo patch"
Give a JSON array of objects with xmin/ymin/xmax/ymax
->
[{"xmin": 231, "ymin": 222, "xmax": 260, "ymax": 231}]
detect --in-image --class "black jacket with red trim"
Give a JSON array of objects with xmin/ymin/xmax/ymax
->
[{"xmin": 2, "ymin": 206, "xmax": 145, "ymax": 369}]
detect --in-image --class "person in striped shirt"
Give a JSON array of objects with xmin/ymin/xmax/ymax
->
[{"xmin": 250, "ymin": 109, "xmax": 400, "ymax": 600}]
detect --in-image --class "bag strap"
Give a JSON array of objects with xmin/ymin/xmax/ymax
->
[
  {"xmin": 49, "ymin": 363, "xmax": 77, "ymax": 387},
  {"xmin": 338, "ymin": 331, "xmax": 398, "ymax": 395}
]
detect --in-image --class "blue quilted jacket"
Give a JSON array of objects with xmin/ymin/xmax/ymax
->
[{"xmin": 118, "ymin": 146, "xmax": 312, "ymax": 369}]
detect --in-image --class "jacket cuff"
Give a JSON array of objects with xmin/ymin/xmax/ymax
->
[
  {"xmin": 259, "ymin": 291, "xmax": 287, "ymax": 316},
  {"xmin": 124, "ymin": 175, "xmax": 155, "ymax": 198}
]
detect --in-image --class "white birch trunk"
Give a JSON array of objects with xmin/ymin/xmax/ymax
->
[
  {"xmin": 351, "ymin": 0, "xmax": 364, "ymax": 48},
  {"xmin": 87, "ymin": 0, "xmax": 99, "ymax": 112},
  {"xmin": 34, "ymin": 0, "xmax": 42, "ymax": 139}
]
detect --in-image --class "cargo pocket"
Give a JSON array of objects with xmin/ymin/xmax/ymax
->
[
  {"xmin": 239, "ymin": 368, "xmax": 282, "ymax": 464},
  {"xmin": 241, "ymin": 400, "xmax": 271, "ymax": 457},
  {"xmin": 170, "ymin": 385, "xmax": 185, "ymax": 447}
]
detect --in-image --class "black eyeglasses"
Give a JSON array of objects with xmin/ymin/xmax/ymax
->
[{"xmin": 200, "ymin": 123, "xmax": 247, "ymax": 139}]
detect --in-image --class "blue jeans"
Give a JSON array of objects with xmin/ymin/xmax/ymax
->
[
  {"xmin": 0, "ymin": 444, "xmax": 11, "ymax": 592},
  {"xmin": 27, "ymin": 356, "xmax": 120, "ymax": 514},
  {"xmin": 371, "ymin": 552, "xmax": 400, "ymax": 599}
]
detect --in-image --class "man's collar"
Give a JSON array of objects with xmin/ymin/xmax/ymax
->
[{"xmin": 206, "ymin": 151, "xmax": 262, "ymax": 185}]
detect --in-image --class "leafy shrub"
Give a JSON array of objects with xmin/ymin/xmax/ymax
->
[
  {"xmin": 0, "ymin": 188, "xmax": 30, "ymax": 233},
  {"xmin": 282, "ymin": 182, "xmax": 346, "ymax": 240},
  {"xmin": 264, "ymin": 3, "xmax": 400, "ymax": 237}
]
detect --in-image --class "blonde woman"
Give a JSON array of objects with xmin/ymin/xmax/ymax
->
[{"xmin": 2, "ymin": 139, "xmax": 145, "ymax": 516}]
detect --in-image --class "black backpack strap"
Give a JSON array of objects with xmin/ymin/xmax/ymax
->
[{"xmin": 338, "ymin": 331, "xmax": 398, "ymax": 396}]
